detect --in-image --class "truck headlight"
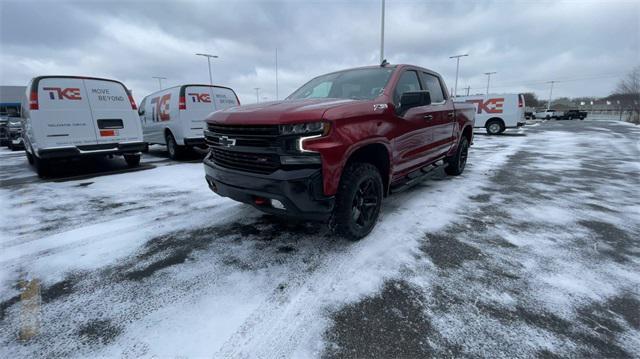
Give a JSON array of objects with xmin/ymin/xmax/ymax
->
[{"xmin": 279, "ymin": 122, "xmax": 329, "ymax": 136}]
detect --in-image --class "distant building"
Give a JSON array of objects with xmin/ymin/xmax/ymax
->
[{"xmin": 0, "ymin": 86, "xmax": 26, "ymax": 116}]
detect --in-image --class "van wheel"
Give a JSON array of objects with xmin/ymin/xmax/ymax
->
[
  {"xmin": 34, "ymin": 156, "xmax": 50, "ymax": 178},
  {"xmin": 124, "ymin": 154, "xmax": 141, "ymax": 167},
  {"xmin": 485, "ymin": 119, "xmax": 504, "ymax": 135},
  {"xmin": 445, "ymin": 136, "xmax": 469, "ymax": 176},
  {"xmin": 332, "ymin": 163, "xmax": 383, "ymax": 240},
  {"xmin": 166, "ymin": 133, "xmax": 183, "ymax": 160},
  {"xmin": 26, "ymin": 150, "xmax": 34, "ymax": 164}
]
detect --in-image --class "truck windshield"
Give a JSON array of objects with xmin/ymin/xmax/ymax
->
[{"xmin": 287, "ymin": 67, "xmax": 395, "ymax": 101}]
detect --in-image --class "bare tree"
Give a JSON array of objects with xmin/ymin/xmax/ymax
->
[{"xmin": 616, "ymin": 66, "xmax": 640, "ymax": 124}]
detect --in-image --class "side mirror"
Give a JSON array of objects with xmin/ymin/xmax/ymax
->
[
  {"xmin": 399, "ymin": 91, "xmax": 431, "ymax": 115},
  {"xmin": 138, "ymin": 108, "xmax": 145, "ymax": 116}
]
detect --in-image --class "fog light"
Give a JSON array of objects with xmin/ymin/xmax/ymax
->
[{"xmin": 271, "ymin": 199, "xmax": 285, "ymax": 210}]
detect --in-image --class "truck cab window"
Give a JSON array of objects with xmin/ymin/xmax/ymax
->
[
  {"xmin": 422, "ymin": 73, "xmax": 445, "ymax": 103},
  {"xmin": 393, "ymin": 70, "xmax": 422, "ymax": 106}
]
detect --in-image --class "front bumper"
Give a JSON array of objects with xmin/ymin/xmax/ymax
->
[
  {"xmin": 203, "ymin": 155, "xmax": 334, "ymax": 220},
  {"xmin": 37, "ymin": 142, "xmax": 146, "ymax": 159},
  {"xmin": 184, "ymin": 137, "xmax": 206, "ymax": 147}
]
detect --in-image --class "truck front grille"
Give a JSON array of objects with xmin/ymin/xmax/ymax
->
[
  {"xmin": 210, "ymin": 147, "xmax": 280, "ymax": 174},
  {"xmin": 204, "ymin": 123, "xmax": 279, "ymax": 148}
]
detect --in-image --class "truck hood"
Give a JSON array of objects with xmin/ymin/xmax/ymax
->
[{"xmin": 205, "ymin": 98, "xmax": 358, "ymax": 125}]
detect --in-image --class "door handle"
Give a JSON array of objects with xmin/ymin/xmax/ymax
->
[
  {"xmin": 448, "ymin": 112, "xmax": 455, "ymax": 117},
  {"xmin": 423, "ymin": 114, "xmax": 433, "ymax": 120}
]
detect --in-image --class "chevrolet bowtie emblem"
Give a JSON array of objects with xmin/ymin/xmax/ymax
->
[{"xmin": 219, "ymin": 136, "xmax": 236, "ymax": 147}]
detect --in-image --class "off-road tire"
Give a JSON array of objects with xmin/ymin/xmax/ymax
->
[
  {"xmin": 445, "ymin": 136, "xmax": 469, "ymax": 176},
  {"xmin": 485, "ymin": 119, "xmax": 504, "ymax": 135},
  {"xmin": 124, "ymin": 154, "xmax": 141, "ymax": 167},
  {"xmin": 333, "ymin": 163, "xmax": 383, "ymax": 240}
]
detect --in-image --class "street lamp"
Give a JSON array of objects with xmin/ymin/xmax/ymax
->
[
  {"xmin": 195, "ymin": 53, "xmax": 219, "ymax": 85},
  {"xmin": 152, "ymin": 76, "xmax": 166, "ymax": 90},
  {"xmin": 484, "ymin": 72, "xmax": 497, "ymax": 95},
  {"xmin": 546, "ymin": 81, "xmax": 555, "ymax": 110},
  {"xmin": 254, "ymin": 87, "xmax": 260, "ymax": 103},
  {"xmin": 449, "ymin": 54, "xmax": 468, "ymax": 97}
]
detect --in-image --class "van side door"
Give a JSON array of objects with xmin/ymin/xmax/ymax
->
[{"xmin": 420, "ymin": 72, "xmax": 456, "ymax": 158}]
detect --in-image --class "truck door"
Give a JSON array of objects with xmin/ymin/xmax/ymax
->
[
  {"xmin": 420, "ymin": 72, "xmax": 456, "ymax": 159},
  {"xmin": 83, "ymin": 79, "xmax": 141, "ymax": 144},
  {"xmin": 36, "ymin": 77, "xmax": 98, "ymax": 148},
  {"xmin": 390, "ymin": 69, "xmax": 437, "ymax": 174}
]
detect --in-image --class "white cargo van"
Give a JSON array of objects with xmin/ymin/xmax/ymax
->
[
  {"xmin": 455, "ymin": 93, "xmax": 525, "ymax": 135},
  {"xmin": 21, "ymin": 76, "xmax": 145, "ymax": 177},
  {"xmin": 138, "ymin": 84, "xmax": 239, "ymax": 159}
]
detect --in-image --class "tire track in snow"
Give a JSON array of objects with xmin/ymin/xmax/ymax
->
[{"xmin": 213, "ymin": 133, "xmax": 530, "ymax": 358}]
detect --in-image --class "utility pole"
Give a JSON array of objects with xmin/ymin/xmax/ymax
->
[
  {"xmin": 275, "ymin": 48, "xmax": 279, "ymax": 100},
  {"xmin": 254, "ymin": 87, "xmax": 260, "ymax": 103},
  {"xmin": 465, "ymin": 85, "xmax": 471, "ymax": 96},
  {"xmin": 449, "ymin": 54, "xmax": 468, "ymax": 97},
  {"xmin": 152, "ymin": 76, "xmax": 166, "ymax": 90},
  {"xmin": 484, "ymin": 72, "xmax": 496, "ymax": 95},
  {"xmin": 195, "ymin": 53, "xmax": 219, "ymax": 86},
  {"xmin": 380, "ymin": 0, "xmax": 385, "ymax": 63},
  {"xmin": 546, "ymin": 81, "xmax": 555, "ymax": 110}
]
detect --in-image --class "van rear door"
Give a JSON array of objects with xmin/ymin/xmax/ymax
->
[
  {"xmin": 182, "ymin": 86, "xmax": 216, "ymax": 138},
  {"xmin": 84, "ymin": 79, "xmax": 141, "ymax": 144},
  {"xmin": 36, "ymin": 77, "xmax": 98, "ymax": 148}
]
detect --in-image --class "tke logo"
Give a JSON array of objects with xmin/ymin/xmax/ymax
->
[
  {"xmin": 43, "ymin": 87, "xmax": 82, "ymax": 100},
  {"xmin": 466, "ymin": 98, "xmax": 504, "ymax": 114},
  {"xmin": 188, "ymin": 93, "xmax": 211, "ymax": 103},
  {"xmin": 150, "ymin": 94, "xmax": 171, "ymax": 122}
]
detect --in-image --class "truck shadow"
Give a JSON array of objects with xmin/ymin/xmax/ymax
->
[{"xmin": 39, "ymin": 156, "xmax": 156, "ymax": 182}]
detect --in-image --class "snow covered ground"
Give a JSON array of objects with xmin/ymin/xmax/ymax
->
[{"xmin": 0, "ymin": 120, "xmax": 638, "ymax": 358}]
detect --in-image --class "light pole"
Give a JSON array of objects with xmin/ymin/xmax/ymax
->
[
  {"xmin": 152, "ymin": 76, "xmax": 167, "ymax": 90},
  {"xmin": 547, "ymin": 81, "xmax": 555, "ymax": 110},
  {"xmin": 380, "ymin": 0, "xmax": 385, "ymax": 63},
  {"xmin": 254, "ymin": 88, "xmax": 260, "ymax": 103},
  {"xmin": 449, "ymin": 54, "xmax": 468, "ymax": 97},
  {"xmin": 484, "ymin": 72, "xmax": 496, "ymax": 95},
  {"xmin": 195, "ymin": 53, "xmax": 219, "ymax": 85}
]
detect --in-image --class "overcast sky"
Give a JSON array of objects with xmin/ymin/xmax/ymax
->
[{"xmin": 1, "ymin": 0, "xmax": 638, "ymax": 104}]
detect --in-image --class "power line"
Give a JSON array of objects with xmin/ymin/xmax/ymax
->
[{"xmin": 464, "ymin": 72, "xmax": 625, "ymax": 92}]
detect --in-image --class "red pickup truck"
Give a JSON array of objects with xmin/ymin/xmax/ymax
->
[{"xmin": 203, "ymin": 64, "xmax": 475, "ymax": 239}]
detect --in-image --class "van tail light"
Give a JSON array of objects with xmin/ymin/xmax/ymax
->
[
  {"xmin": 29, "ymin": 91, "xmax": 39, "ymax": 110},
  {"xmin": 127, "ymin": 92, "xmax": 137, "ymax": 110},
  {"xmin": 179, "ymin": 96, "xmax": 186, "ymax": 110},
  {"xmin": 518, "ymin": 95, "xmax": 524, "ymax": 108}
]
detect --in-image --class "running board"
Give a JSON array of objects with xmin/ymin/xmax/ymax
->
[{"xmin": 390, "ymin": 159, "xmax": 447, "ymax": 194}]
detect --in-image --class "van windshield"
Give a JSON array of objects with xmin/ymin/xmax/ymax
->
[{"xmin": 287, "ymin": 67, "xmax": 395, "ymax": 101}]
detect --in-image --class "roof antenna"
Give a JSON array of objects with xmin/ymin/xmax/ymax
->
[{"xmin": 380, "ymin": 59, "xmax": 389, "ymax": 67}]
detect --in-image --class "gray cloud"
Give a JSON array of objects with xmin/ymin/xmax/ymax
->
[{"xmin": 1, "ymin": 0, "xmax": 638, "ymax": 104}]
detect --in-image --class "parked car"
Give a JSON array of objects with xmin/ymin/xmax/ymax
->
[
  {"xmin": 534, "ymin": 109, "xmax": 563, "ymax": 120},
  {"xmin": 7, "ymin": 118, "xmax": 24, "ymax": 150},
  {"xmin": 560, "ymin": 109, "xmax": 587, "ymax": 120},
  {"xmin": 21, "ymin": 76, "xmax": 145, "ymax": 177},
  {"xmin": 202, "ymin": 64, "xmax": 475, "ymax": 239},
  {"xmin": 139, "ymin": 84, "xmax": 240, "ymax": 159},
  {"xmin": 0, "ymin": 116, "xmax": 9, "ymax": 146},
  {"xmin": 455, "ymin": 93, "xmax": 525, "ymax": 135}
]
